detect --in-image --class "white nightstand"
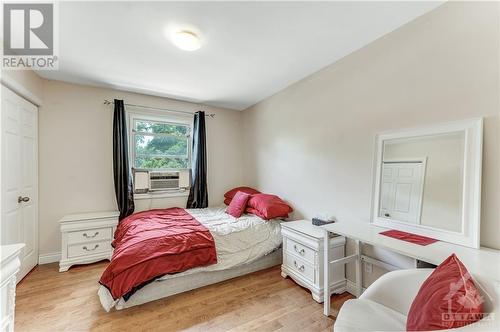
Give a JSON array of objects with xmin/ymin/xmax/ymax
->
[
  {"xmin": 281, "ymin": 220, "xmax": 346, "ymax": 303},
  {"xmin": 1, "ymin": 243, "xmax": 24, "ymax": 332},
  {"xmin": 59, "ymin": 211, "xmax": 119, "ymax": 272}
]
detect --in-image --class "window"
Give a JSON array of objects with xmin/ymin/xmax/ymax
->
[{"xmin": 130, "ymin": 116, "xmax": 191, "ymax": 170}]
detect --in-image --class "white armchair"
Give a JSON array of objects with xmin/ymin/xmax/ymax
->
[{"xmin": 334, "ymin": 269, "xmax": 499, "ymax": 332}]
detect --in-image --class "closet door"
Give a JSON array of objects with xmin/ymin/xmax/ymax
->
[{"xmin": 1, "ymin": 85, "xmax": 38, "ymax": 281}]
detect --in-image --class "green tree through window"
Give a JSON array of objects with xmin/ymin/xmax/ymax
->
[{"xmin": 133, "ymin": 119, "xmax": 190, "ymax": 169}]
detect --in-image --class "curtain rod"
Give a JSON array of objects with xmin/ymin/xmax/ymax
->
[{"xmin": 103, "ymin": 99, "xmax": 215, "ymax": 118}]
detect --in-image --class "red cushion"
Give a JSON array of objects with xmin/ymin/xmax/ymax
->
[
  {"xmin": 224, "ymin": 187, "xmax": 260, "ymax": 200},
  {"xmin": 246, "ymin": 194, "xmax": 293, "ymax": 220},
  {"xmin": 246, "ymin": 207, "xmax": 288, "ymax": 220},
  {"xmin": 224, "ymin": 198, "xmax": 232, "ymax": 205},
  {"xmin": 226, "ymin": 191, "xmax": 251, "ymax": 218},
  {"xmin": 406, "ymin": 254, "xmax": 484, "ymax": 331},
  {"xmin": 246, "ymin": 207, "xmax": 265, "ymax": 219}
]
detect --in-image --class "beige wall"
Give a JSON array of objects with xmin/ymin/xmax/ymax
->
[
  {"xmin": 241, "ymin": 2, "xmax": 500, "ymax": 285},
  {"xmin": 38, "ymin": 80, "xmax": 244, "ymax": 256}
]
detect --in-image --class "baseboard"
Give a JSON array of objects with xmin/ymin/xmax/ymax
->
[
  {"xmin": 345, "ymin": 279, "xmax": 367, "ymax": 296},
  {"xmin": 38, "ymin": 252, "xmax": 61, "ymax": 265}
]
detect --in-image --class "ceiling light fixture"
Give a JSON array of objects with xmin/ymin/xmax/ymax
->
[{"xmin": 171, "ymin": 30, "xmax": 201, "ymax": 51}]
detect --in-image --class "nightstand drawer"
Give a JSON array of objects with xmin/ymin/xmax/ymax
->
[
  {"xmin": 68, "ymin": 240, "xmax": 111, "ymax": 258},
  {"xmin": 59, "ymin": 211, "xmax": 119, "ymax": 272},
  {"xmin": 284, "ymin": 253, "xmax": 315, "ymax": 283},
  {"xmin": 67, "ymin": 227, "xmax": 112, "ymax": 245},
  {"xmin": 285, "ymin": 237, "xmax": 316, "ymax": 264}
]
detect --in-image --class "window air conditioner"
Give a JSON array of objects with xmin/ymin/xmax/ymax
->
[
  {"xmin": 133, "ymin": 169, "xmax": 190, "ymax": 193},
  {"xmin": 149, "ymin": 171, "xmax": 180, "ymax": 191}
]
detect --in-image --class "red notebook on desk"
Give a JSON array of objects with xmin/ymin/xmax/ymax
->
[{"xmin": 379, "ymin": 229, "xmax": 438, "ymax": 246}]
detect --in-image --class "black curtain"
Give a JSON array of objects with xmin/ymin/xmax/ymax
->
[
  {"xmin": 187, "ymin": 111, "xmax": 208, "ymax": 208},
  {"xmin": 113, "ymin": 99, "xmax": 135, "ymax": 220}
]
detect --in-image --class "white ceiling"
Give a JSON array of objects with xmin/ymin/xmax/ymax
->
[{"xmin": 38, "ymin": 1, "xmax": 442, "ymax": 110}]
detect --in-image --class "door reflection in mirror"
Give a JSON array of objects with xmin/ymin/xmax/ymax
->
[
  {"xmin": 379, "ymin": 132, "xmax": 465, "ymax": 232},
  {"xmin": 379, "ymin": 160, "xmax": 425, "ymax": 224}
]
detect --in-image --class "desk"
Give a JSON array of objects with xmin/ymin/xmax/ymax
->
[{"xmin": 321, "ymin": 222, "xmax": 500, "ymax": 316}]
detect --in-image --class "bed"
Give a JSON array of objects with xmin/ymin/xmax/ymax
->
[{"xmin": 98, "ymin": 206, "xmax": 283, "ymax": 311}]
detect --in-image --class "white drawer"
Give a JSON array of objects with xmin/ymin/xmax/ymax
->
[
  {"xmin": 67, "ymin": 227, "xmax": 112, "ymax": 245},
  {"xmin": 67, "ymin": 240, "xmax": 111, "ymax": 258},
  {"xmin": 284, "ymin": 253, "xmax": 316, "ymax": 283},
  {"xmin": 285, "ymin": 237, "xmax": 316, "ymax": 264},
  {"xmin": 0, "ymin": 282, "xmax": 9, "ymax": 322}
]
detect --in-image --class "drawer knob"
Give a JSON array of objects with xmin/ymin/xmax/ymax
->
[
  {"xmin": 294, "ymin": 260, "xmax": 305, "ymax": 272},
  {"xmin": 83, "ymin": 244, "xmax": 99, "ymax": 251},
  {"xmin": 294, "ymin": 244, "xmax": 305, "ymax": 255},
  {"xmin": 83, "ymin": 231, "xmax": 99, "ymax": 238}
]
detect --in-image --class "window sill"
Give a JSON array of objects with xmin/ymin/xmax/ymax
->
[{"xmin": 134, "ymin": 190, "xmax": 189, "ymax": 200}]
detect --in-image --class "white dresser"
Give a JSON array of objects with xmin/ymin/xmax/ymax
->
[
  {"xmin": 59, "ymin": 211, "xmax": 119, "ymax": 272},
  {"xmin": 1, "ymin": 244, "xmax": 24, "ymax": 332},
  {"xmin": 281, "ymin": 220, "xmax": 345, "ymax": 303}
]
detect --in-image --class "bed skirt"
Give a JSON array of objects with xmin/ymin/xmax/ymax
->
[{"xmin": 99, "ymin": 248, "xmax": 282, "ymax": 311}]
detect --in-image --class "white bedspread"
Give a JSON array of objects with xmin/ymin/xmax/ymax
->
[{"xmin": 98, "ymin": 207, "xmax": 282, "ymax": 311}]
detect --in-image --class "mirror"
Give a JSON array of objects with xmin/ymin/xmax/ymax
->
[
  {"xmin": 372, "ymin": 118, "xmax": 483, "ymax": 248},
  {"xmin": 380, "ymin": 132, "xmax": 465, "ymax": 231}
]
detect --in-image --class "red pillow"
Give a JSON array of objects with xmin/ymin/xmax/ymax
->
[
  {"xmin": 226, "ymin": 191, "xmax": 251, "ymax": 218},
  {"xmin": 224, "ymin": 187, "xmax": 260, "ymax": 200},
  {"xmin": 224, "ymin": 198, "xmax": 232, "ymax": 205},
  {"xmin": 406, "ymin": 254, "xmax": 484, "ymax": 331},
  {"xmin": 246, "ymin": 194, "xmax": 293, "ymax": 220},
  {"xmin": 246, "ymin": 207, "xmax": 264, "ymax": 219}
]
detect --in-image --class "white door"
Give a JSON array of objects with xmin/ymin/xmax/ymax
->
[
  {"xmin": 1, "ymin": 86, "xmax": 38, "ymax": 282},
  {"xmin": 379, "ymin": 162, "xmax": 424, "ymax": 224}
]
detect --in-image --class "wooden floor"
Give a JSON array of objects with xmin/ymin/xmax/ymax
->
[{"xmin": 15, "ymin": 262, "xmax": 353, "ymax": 332}]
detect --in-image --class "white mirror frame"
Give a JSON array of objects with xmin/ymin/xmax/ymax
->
[{"xmin": 371, "ymin": 118, "xmax": 483, "ymax": 248}]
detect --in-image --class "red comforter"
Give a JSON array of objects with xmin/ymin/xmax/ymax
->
[{"xmin": 99, "ymin": 208, "xmax": 217, "ymax": 300}]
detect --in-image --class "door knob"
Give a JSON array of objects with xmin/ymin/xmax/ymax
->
[
  {"xmin": 384, "ymin": 213, "xmax": 390, "ymax": 217},
  {"xmin": 18, "ymin": 196, "xmax": 30, "ymax": 203}
]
